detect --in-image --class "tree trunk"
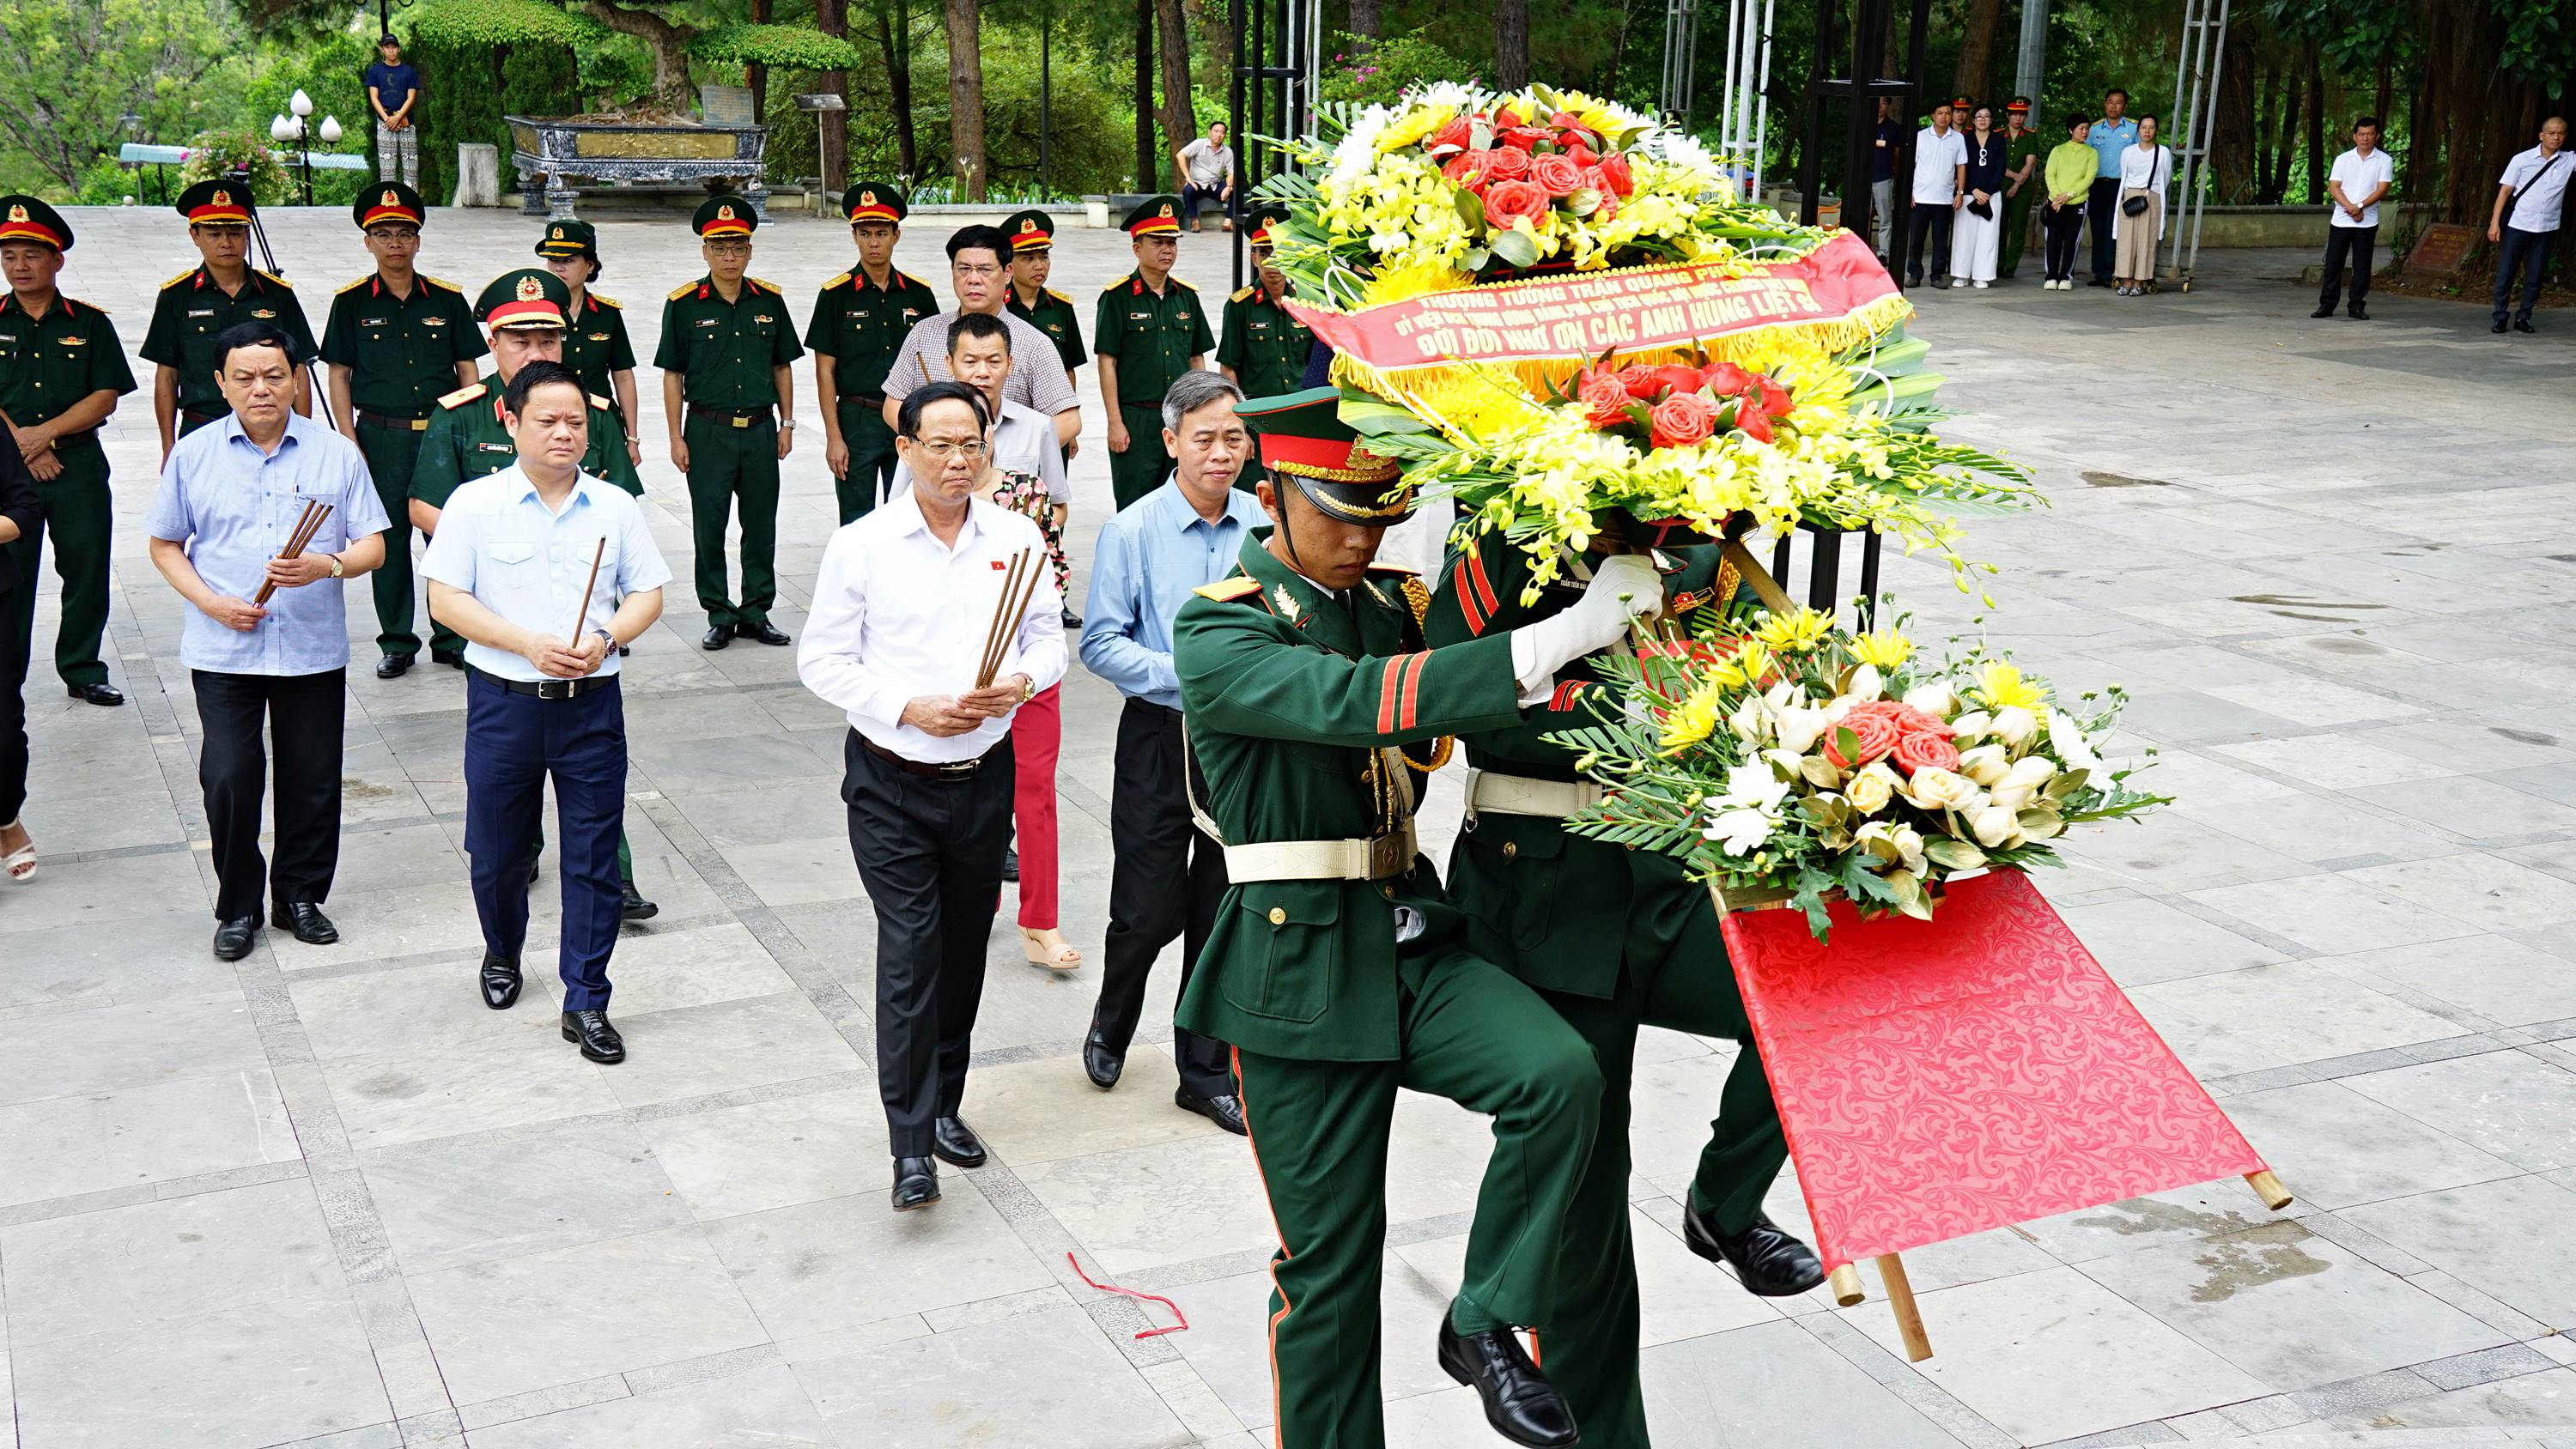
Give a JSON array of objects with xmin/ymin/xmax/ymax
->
[
  {"xmin": 1154, "ymin": 0, "xmax": 1194, "ymax": 180},
  {"xmin": 945, "ymin": 0, "xmax": 987, "ymax": 199},
  {"xmin": 1136, "ymin": 0, "xmax": 1156, "ymax": 190},
  {"xmin": 580, "ymin": 0, "xmax": 696, "ymax": 107},
  {"xmin": 750, "ymin": 0, "xmax": 772, "ymax": 127},
  {"xmin": 2211, "ymin": 32, "xmax": 2256, "ymax": 201},
  {"xmin": 1496, "ymin": 0, "xmax": 1528, "ymax": 88},
  {"xmin": 1350, "ymin": 0, "xmax": 1381, "ymax": 45},
  {"xmin": 2302, "ymin": 42, "xmax": 2324, "ymax": 205},
  {"xmin": 816, "ymin": 0, "xmax": 850, "ymax": 193},
  {"xmin": 872, "ymin": 0, "xmax": 920, "ymax": 179},
  {"xmin": 1951, "ymin": 0, "xmax": 2004, "ymax": 108}
]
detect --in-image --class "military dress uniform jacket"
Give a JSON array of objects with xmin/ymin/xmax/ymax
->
[
  {"xmin": 1170, "ymin": 531, "xmax": 1528, "ymax": 1062},
  {"xmin": 321, "ymin": 273, "xmax": 484, "ymax": 417},
  {"xmin": 1215, "ymin": 284, "xmax": 1314, "ymax": 398},
  {"xmin": 1428, "ymin": 538, "xmax": 1736, "ymax": 1001},
  {"xmin": 557, "ymin": 293, "xmax": 636, "ymax": 408},
  {"xmin": 1005, "ymin": 286, "xmax": 1085, "ymax": 373},
  {"xmin": 1093, "ymin": 270, "xmax": 1212, "ymax": 402},
  {"xmin": 657, "ymin": 276, "xmax": 803, "ymax": 405},
  {"xmin": 804, "ymin": 267, "xmax": 935, "ymax": 402},
  {"xmin": 410, "ymin": 375, "xmax": 643, "ymax": 511},
  {"xmin": 0, "ymin": 292, "xmax": 134, "ymax": 447},
  {"xmin": 141, "ymin": 267, "xmax": 319, "ymax": 427}
]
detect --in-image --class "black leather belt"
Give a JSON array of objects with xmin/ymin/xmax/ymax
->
[
  {"xmin": 45, "ymin": 427, "xmax": 97, "ymax": 449},
  {"xmin": 687, "ymin": 404, "xmax": 773, "ymax": 428},
  {"xmin": 836, "ymin": 391, "xmax": 885, "ymax": 406},
  {"xmin": 861, "ymin": 734, "xmax": 1000, "ymax": 779},
  {"xmin": 357, "ymin": 408, "xmax": 430, "ymax": 432},
  {"xmin": 471, "ymin": 665, "xmax": 615, "ymax": 701},
  {"xmin": 181, "ymin": 406, "xmax": 226, "ymax": 425}
]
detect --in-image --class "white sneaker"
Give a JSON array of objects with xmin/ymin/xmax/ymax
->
[{"xmin": 1973, "ymin": 281, "xmax": 1990, "ymax": 288}]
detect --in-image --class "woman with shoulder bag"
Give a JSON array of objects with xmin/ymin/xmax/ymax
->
[
  {"xmin": 1954, "ymin": 106, "xmax": 2009, "ymax": 287},
  {"xmin": 2114, "ymin": 115, "xmax": 2172, "ymax": 295}
]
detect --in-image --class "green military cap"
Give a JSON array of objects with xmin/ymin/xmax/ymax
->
[
  {"xmin": 534, "ymin": 219, "xmax": 597, "ymax": 258},
  {"xmin": 1239, "ymin": 385, "xmax": 1416, "ymax": 524},
  {"xmin": 694, "ymin": 195, "xmax": 756, "ymax": 238},
  {"xmin": 1246, "ymin": 201, "xmax": 1291, "ymax": 249},
  {"xmin": 842, "ymin": 183, "xmax": 906, "ymax": 225},
  {"xmin": 476, "ymin": 267, "xmax": 571, "ymax": 330},
  {"xmin": 355, "ymin": 181, "xmax": 426, "ymax": 230},
  {"xmin": 1002, "ymin": 209, "xmax": 1054, "ymax": 254},
  {"xmin": 173, "ymin": 179, "xmax": 254, "ymax": 227},
  {"xmin": 0, "ymin": 194, "xmax": 72, "ymax": 252},
  {"xmin": 1122, "ymin": 195, "xmax": 1183, "ymax": 239}
]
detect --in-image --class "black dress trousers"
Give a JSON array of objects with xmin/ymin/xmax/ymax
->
[
  {"xmin": 842, "ymin": 731, "xmax": 1014, "ymax": 1158},
  {"xmin": 193, "ymin": 668, "xmax": 345, "ymax": 920},
  {"xmin": 1094, "ymin": 698, "xmax": 1234, "ymax": 1099}
]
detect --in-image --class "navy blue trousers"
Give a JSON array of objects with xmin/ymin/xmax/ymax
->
[{"xmin": 465, "ymin": 670, "xmax": 626, "ymax": 1011}]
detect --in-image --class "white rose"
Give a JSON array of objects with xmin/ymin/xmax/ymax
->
[
  {"xmin": 1845, "ymin": 762, "xmax": 1894, "ymax": 815},
  {"xmin": 1948, "ymin": 710, "xmax": 1993, "ymax": 740},
  {"xmin": 1773, "ymin": 706, "xmax": 1827, "ymax": 755},
  {"xmin": 1890, "ymin": 824, "xmax": 1927, "ymax": 872},
  {"xmin": 1844, "ymin": 664, "xmax": 1884, "ymax": 703},
  {"xmin": 1970, "ymin": 805, "xmax": 2024, "ymax": 848},
  {"xmin": 2007, "ymin": 755, "xmax": 2057, "ymax": 788},
  {"xmin": 1957, "ymin": 743, "xmax": 2011, "ymax": 786},
  {"xmin": 1905, "ymin": 766, "xmax": 1978, "ymax": 811},
  {"xmin": 1903, "ymin": 682, "xmax": 1958, "ymax": 719},
  {"xmin": 1821, "ymin": 693, "xmax": 1858, "ymax": 724},
  {"xmin": 1989, "ymin": 780, "xmax": 2036, "ymax": 812},
  {"xmin": 1992, "ymin": 706, "xmax": 2039, "ymax": 748}
]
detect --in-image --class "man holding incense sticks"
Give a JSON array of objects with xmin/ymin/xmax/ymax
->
[
  {"xmin": 424, "ymin": 360, "xmax": 668, "ymax": 1064},
  {"xmin": 147, "ymin": 322, "xmax": 387, "ymax": 961},
  {"xmin": 798, "ymin": 379, "xmax": 1065, "ymax": 1213}
]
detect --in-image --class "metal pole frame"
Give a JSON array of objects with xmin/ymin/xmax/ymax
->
[
  {"xmin": 1041, "ymin": 0, "xmax": 1053, "ymax": 198},
  {"xmin": 2162, "ymin": 0, "xmax": 2228, "ymax": 282}
]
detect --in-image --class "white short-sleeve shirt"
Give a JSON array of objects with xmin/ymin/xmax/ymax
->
[
  {"xmin": 2328, "ymin": 148, "xmax": 2394, "ymax": 227},
  {"xmin": 419, "ymin": 467, "xmax": 672, "ymax": 682},
  {"xmin": 1911, "ymin": 127, "xmax": 1968, "ymax": 204},
  {"xmin": 2499, "ymin": 145, "xmax": 2573, "ymax": 232}
]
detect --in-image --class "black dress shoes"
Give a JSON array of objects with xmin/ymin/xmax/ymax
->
[
  {"xmin": 374, "ymin": 654, "xmax": 411, "ymax": 679},
  {"xmin": 2348, "ymin": 302, "xmax": 2370, "ymax": 320},
  {"xmin": 212, "ymin": 915, "xmax": 261, "ymax": 960},
  {"xmin": 430, "ymin": 647, "xmax": 466, "ymax": 670},
  {"xmin": 2311, "ymin": 304, "xmax": 2336, "ymax": 318},
  {"xmin": 1175, "ymin": 1089, "xmax": 1248, "ymax": 1136},
  {"xmin": 1684, "ymin": 1207, "xmax": 1828, "ymax": 1296},
  {"xmin": 702, "ymin": 623, "xmax": 733, "ymax": 650},
  {"xmin": 1436, "ymin": 1313, "xmax": 1579, "ymax": 1448},
  {"xmin": 738, "ymin": 620, "xmax": 792, "ymax": 647},
  {"xmin": 562, "ymin": 1009, "xmax": 625, "ymax": 1064},
  {"xmin": 2516, "ymin": 318, "xmax": 2537, "ymax": 333},
  {"xmin": 1001, "ymin": 846, "xmax": 1020, "ymax": 882},
  {"xmin": 270, "ymin": 901, "xmax": 338, "ymax": 945},
  {"xmin": 892, "ymin": 1156, "xmax": 940, "ymax": 1211},
  {"xmin": 480, "ymin": 952, "xmax": 523, "ymax": 1010},
  {"xmin": 620, "ymin": 879, "xmax": 659, "ymax": 920},
  {"xmin": 67, "ymin": 682, "xmax": 125, "ymax": 706},
  {"xmin": 931, "ymin": 1114, "xmax": 987, "ymax": 1167},
  {"xmin": 2494, "ymin": 319, "xmax": 2511, "ymax": 333},
  {"xmin": 1083, "ymin": 1028, "xmax": 1124, "ymax": 1088}
]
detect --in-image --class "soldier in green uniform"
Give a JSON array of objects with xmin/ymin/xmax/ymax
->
[
  {"xmin": 0, "ymin": 195, "xmax": 137, "ymax": 706},
  {"xmin": 808, "ymin": 183, "xmax": 935, "ymax": 525},
  {"xmin": 142, "ymin": 180, "xmax": 319, "ymax": 458},
  {"xmin": 1216, "ymin": 203, "xmax": 1313, "ymax": 399},
  {"xmin": 1427, "ymin": 524, "xmax": 1824, "ymax": 1447},
  {"xmin": 533, "ymin": 220, "xmax": 641, "ymax": 472},
  {"xmin": 999, "ymin": 209, "xmax": 1084, "ymax": 389},
  {"xmin": 322, "ymin": 182, "xmax": 486, "ymax": 678},
  {"xmin": 1175, "ymin": 387, "xmax": 1670, "ymax": 1449},
  {"xmin": 1094, "ymin": 196, "xmax": 1212, "ymax": 512},
  {"xmin": 657, "ymin": 196, "xmax": 802, "ymax": 649},
  {"xmin": 410, "ymin": 268, "xmax": 656, "ymax": 919}
]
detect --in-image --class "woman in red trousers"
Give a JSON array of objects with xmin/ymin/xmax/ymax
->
[{"xmin": 977, "ymin": 464, "xmax": 1082, "ymax": 970}]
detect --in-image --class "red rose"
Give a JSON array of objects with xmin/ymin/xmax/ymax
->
[
  {"xmin": 1824, "ymin": 712, "xmax": 1902, "ymax": 768},
  {"xmin": 1747, "ymin": 373, "xmax": 1795, "ymax": 417},
  {"xmin": 1480, "ymin": 179, "xmax": 1551, "ymax": 230},
  {"xmin": 1479, "ymin": 146, "xmax": 1534, "ymax": 186},
  {"xmin": 1648, "ymin": 391, "xmax": 1718, "ymax": 449},
  {"xmin": 1700, "ymin": 361, "xmax": 1753, "ymax": 396},
  {"xmin": 1597, "ymin": 150, "xmax": 1637, "ymax": 198},
  {"xmin": 1429, "ymin": 117, "xmax": 1473, "ymax": 154},
  {"xmin": 1890, "ymin": 731, "xmax": 1962, "ymax": 777},
  {"xmin": 1532, "ymin": 153, "xmax": 1586, "ymax": 197},
  {"xmin": 1650, "ymin": 363, "xmax": 1708, "ymax": 399},
  {"xmin": 1892, "ymin": 704, "xmax": 1952, "ymax": 737},
  {"xmin": 1548, "ymin": 112, "xmax": 1596, "ymax": 144},
  {"xmin": 1443, "ymin": 150, "xmax": 1489, "ymax": 187},
  {"xmin": 1732, "ymin": 399, "xmax": 1776, "ymax": 445},
  {"xmin": 1616, "ymin": 364, "xmax": 1666, "ymax": 400},
  {"xmin": 1564, "ymin": 142, "xmax": 1598, "ymax": 169},
  {"xmin": 1493, "ymin": 105, "xmax": 1523, "ymax": 129},
  {"xmin": 1579, "ymin": 374, "xmax": 1635, "ymax": 430}
]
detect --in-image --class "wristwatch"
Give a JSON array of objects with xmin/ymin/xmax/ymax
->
[
  {"xmin": 775, "ymin": 418, "xmax": 797, "ymax": 432},
  {"xmin": 592, "ymin": 627, "xmax": 617, "ymax": 649},
  {"xmin": 1018, "ymin": 675, "xmax": 1037, "ymax": 703},
  {"xmin": 325, "ymin": 554, "xmax": 344, "ymax": 579}
]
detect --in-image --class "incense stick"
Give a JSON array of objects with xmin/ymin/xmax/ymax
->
[
  {"xmin": 568, "ymin": 536, "xmax": 607, "ymax": 646},
  {"xmin": 975, "ymin": 549, "xmax": 1030, "ymax": 689},
  {"xmin": 978, "ymin": 549, "xmax": 1045, "ymax": 690},
  {"xmin": 252, "ymin": 500, "xmax": 332, "ymax": 604}
]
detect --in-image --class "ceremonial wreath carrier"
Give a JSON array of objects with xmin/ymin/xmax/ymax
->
[{"xmin": 1170, "ymin": 387, "xmax": 1664, "ymax": 1449}]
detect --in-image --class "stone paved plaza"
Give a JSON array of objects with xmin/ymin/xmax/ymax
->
[{"xmin": 3, "ymin": 203, "xmax": 2575, "ymax": 1449}]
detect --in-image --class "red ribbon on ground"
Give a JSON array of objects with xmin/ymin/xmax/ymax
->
[{"xmin": 1067, "ymin": 1252, "xmax": 1191, "ymax": 1339}]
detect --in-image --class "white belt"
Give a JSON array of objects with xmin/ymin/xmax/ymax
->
[
  {"xmin": 1464, "ymin": 768, "xmax": 1601, "ymax": 819},
  {"xmin": 1222, "ymin": 821, "xmax": 1418, "ymax": 882}
]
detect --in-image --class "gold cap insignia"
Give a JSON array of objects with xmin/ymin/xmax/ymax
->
[
  {"xmin": 211, "ymin": 189, "xmax": 231, "ymax": 207},
  {"xmin": 1158, "ymin": 203, "xmax": 1175, "ymax": 218},
  {"xmin": 718, "ymin": 204, "xmax": 735, "ymax": 221},
  {"xmin": 516, "ymin": 274, "xmax": 544, "ymax": 301},
  {"xmin": 1018, "ymin": 220, "xmax": 1037, "ymax": 233},
  {"xmin": 551, "ymin": 226, "xmax": 565, "ymax": 239},
  {"xmin": 380, "ymin": 189, "xmax": 398, "ymax": 208},
  {"xmin": 4, "ymin": 204, "xmax": 21, "ymax": 223},
  {"xmin": 861, "ymin": 190, "xmax": 877, "ymax": 205}
]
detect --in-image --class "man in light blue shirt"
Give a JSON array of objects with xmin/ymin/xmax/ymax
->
[
  {"xmin": 1077, "ymin": 368, "xmax": 1266, "ymax": 1128},
  {"xmin": 423, "ymin": 361, "xmax": 670, "ymax": 1064},
  {"xmin": 146, "ymin": 322, "xmax": 388, "ymax": 961},
  {"xmin": 2086, "ymin": 88, "xmax": 2141, "ymax": 286}
]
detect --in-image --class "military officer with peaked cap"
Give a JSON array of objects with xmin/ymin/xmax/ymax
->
[
  {"xmin": 0, "ymin": 195, "xmax": 137, "ymax": 706},
  {"xmin": 1429, "ymin": 526, "xmax": 1823, "ymax": 1446},
  {"xmin": 999, "ymin": 208, "xmax": 1085, "ymax": 385},
  {"xmin": 657, "ymin": 196, "xmax": 802, "ymax": 649},
  {"xmin": 143, "ymin": 179, "xmax": 319, "ymax": 454},
  {"xmin": 807, "ymin": 183, "xmax": 935, "ymax": 524},
  {"xmin": 1172, "ymin": 386, "xmax": 1668, "ymax": 1449},
  {"xmin": 1093, "ymin": 195, "xmax": 1212, "ymax": 511},
  {"xmin": 322, "ymin": 180, "xmax": 486, "ymax": 678},
  {"xmin": 532, "ymin": 219, "xmax": 641, "ymax": 464}
]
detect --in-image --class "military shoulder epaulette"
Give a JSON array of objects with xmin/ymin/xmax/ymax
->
[
  {"xmin": 748, "ymin": 276, "xmax": 782, "ymax": 294},
  {"xmin": 161, "ymin": 268, "xmax": 199, "ymax": 290},
  {"xmin": 1103, "ymin": 276, "xmax": 1128, "ymax": 290},
  {"xmin": 436, "ymin": 382, "xmax": 487, "ymax": 409},
  {"xmin": 65, "ymin": 295, "xmax": 106, "ymax": 314},
  {"xmin": 1230, "ymin": 285, "xmax": 1257, "ymax": 303},
  {"xmin": 1364, "ymin": 561, "xmax": 1419, "ymax": 577},
  {"xmin": 589, "ymin": 292, "xmax": 622, "ymax": 309},
  {"xmin": 819, "ymin": 270, "xmax": 854, "ymax": 291},
  {"xmin": 902, "ymin": 271, "xmax": 935, "ymax": 291},
  {"xmin": 421, "ymin": 274, "xmax": 461, "ymax": 292},
  {"xmin": 1170, "ymin": 277, "xmax": 1200, "ymax": 291},
  {"xmin": 589, "ymin": 391, "xmax": 614, "ymax": 411},
  {"xmin": 1045, "ymin": 287, "xmax": 1072, "ymax": 304},
  {"xmin": 668, "ymin": 281, "xmax": 699, "ymax": 300},
  {"xmin": 337, "ymin": 276, "xmax": 371, "ymax": 294},
  {"xmin": 1194, "ymin": 575, "xmax": 1262, "ymax": 602},
  {"xmin": 256, "ymin": 269, "xmax": 294, "ymax": 288}
]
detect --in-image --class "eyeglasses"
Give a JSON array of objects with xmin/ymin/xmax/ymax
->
[
  {"xmin": 910, "ymin": 440, "xmax": 988, "ymax": 461},
  {"xmin": 706, "ymin": 243, "xmax": 751, "ymax": 258}
]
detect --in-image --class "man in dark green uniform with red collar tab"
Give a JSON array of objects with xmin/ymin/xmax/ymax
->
[
  {"xmin": 532, "ymin": 220, "xmax": 641, "ymax": 464},
  {"xmin": 0, "ymin": 195, "xmax": 137, "ymax": 706},
  {"xmin": 410, "ymin": 267, "xmax": 657, "ymax": 920},
  {"xmin": 1428, "ymin": 523, "xmax": 1824, "ymax": 1448},
  {"xmin": 323, "ymin": 181, "xmax": 486, "ymax": 678},
  {"xmin": 1175, "ymin": 386, "xmax": 1672, "ymax": 1449},
  {"xmin": 807, "ymin": 183, "xmax": 935, "ymax": 525},
  {"xmin": 1216, "ymin": 203, "xmax": 1313, "ymax": 400},
  {"xmin": 659, "ymin": 196, "xmax": 802, "ymax": 650},
  {"xmin": 1094, "ymin": 196, "xmax": 1211, "ymax": 511},
  {"xmin": 143, "ymin": 179, "xmax": 319, "ymax": 457},
  {"xmin": 999, "ymin": 208, "xmax": 1084, "ymax": 387}
]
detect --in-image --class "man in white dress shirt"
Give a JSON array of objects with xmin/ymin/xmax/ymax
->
[
  {"xmin": 799, "ymin": 379, "xmax": 1067, "ymax": 1212},
  {"xmin": 423, "ymin": 361, "xmax": 671, "ymax": 1065},
  {"xmin": 1906, "ymin": 101, "xmax": 1970, "ymax": 288},
  {"xmin": 2489, "ymin": 115, "xmax": 2568, "ymax": 334}
]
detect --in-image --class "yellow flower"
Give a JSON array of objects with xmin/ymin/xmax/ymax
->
[
  {"xmin": 1376, "ymin": 104, "xmax": 1453, "ymax": 154},
  {"xmin": 1713, "ymin": 639, "xmax": 1775, "ymax": 690},
  {"xmin": 1847, "ymin": 628, "xmax": 1913, "ymax": 669},
  {"xmin": 1753, "ymin": 608, "xmax": 1833, "ymax": 653},
  {"xmin": 1658, "ymin": 676, "xmax": 1728, "ymax": 755},
  {"xmin": 1969, "ymin": 661, "xmax": 2047, "ymax": 713}
]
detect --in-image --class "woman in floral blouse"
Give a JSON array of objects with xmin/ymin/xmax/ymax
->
[{"xmin": 975, "ymin": 460, "xmax": 1080, "ymax": 971}]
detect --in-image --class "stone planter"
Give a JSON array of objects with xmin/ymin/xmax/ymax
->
[{"xmin": 505, "ymin": 115, "xmax": 769, "ymax": 221}]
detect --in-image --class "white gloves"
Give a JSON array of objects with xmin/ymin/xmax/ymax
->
[{"xmin": 1511, "ymin": 554, "xmax": 1666, "ymax": 693}]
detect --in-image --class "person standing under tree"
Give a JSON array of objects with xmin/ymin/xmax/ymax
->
[
  {"xmin": 2040, "ymin": 111, "xmax": 2099, "ymax": 289},
  {"xmin": 323, "ymin": 183, "xmax": 484, "ymax": 679},
  {"xmin": 811, "ymin": 184, "xmax": 937, "ymax": 524},
  {"xmin": 2488, "ymin": 115, "xmax": 2569, "ymax": 336},
  {"xmin": 1953, "ymin": 104, "xmax": 2009, "ymax": 288},
  {"xmin": 1216, "ymin": 205, "xmax": 1315, "ymax": 401},
  {"xmin": 2001, "ymin": 98, "xmax": 2044, "ymax": 279},
  {"xmin": 143, "ymin": 180, "xmax": 318, "ymax": 454},
  {"xmin": 658, "ymin": 196, "xmax": 801, "ymax": 652},
  {"xmin": 2314, "ymin": 117, "xmax": 2394, "ymax": 321},
  {"xmin": 0, "ymin": 195, "xmax": 138, "ymax": 708},
  {"xmin": 366, "ymin": 34, "xmax": 422, "ymax": 191},
  {"xmin": 2086, "ymin": 88, "xmax": 2141, "ymax": 288},
  {"xmin": 1096, "ymin": 197, "xmax": 1212, "ymax": 511},
  {"xmin": 1905, "ymin": 103, "xmax": 1967, "ymax": 289}
]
